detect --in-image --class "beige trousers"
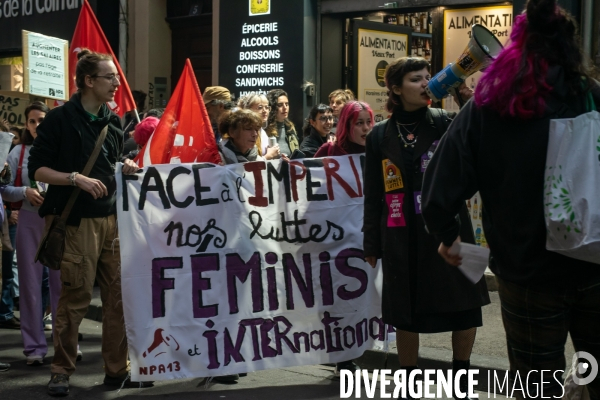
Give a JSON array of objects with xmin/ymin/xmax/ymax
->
[{"xmin": 51, "ymin": 214, "xmax": 128, "ymax": 377}]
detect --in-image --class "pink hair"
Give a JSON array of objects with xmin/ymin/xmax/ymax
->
[
  {"xmin": 474, "ymin": 14, "xmax": 553, "ymax": 119},
  {"xmin": 336, "ymin": 101, "xmax": 374, "ymax": 149}
]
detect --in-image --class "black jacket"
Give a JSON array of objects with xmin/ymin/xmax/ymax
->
[
  {"xmin": 363, "ymin": 109, "xmax": 489, "ymax": 329},
  {"xmin": 299, "ymin": 128, "xmax": 327, "ymax": 158},
  {"xmin": 422, "ymin": 68, "xmax": 600, "ymax": 287},
  {"xmin": 28, "ymin": 93, "xmax": 124, "ymax": 226}
]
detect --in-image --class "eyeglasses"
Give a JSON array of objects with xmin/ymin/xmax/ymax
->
[
  {"xmin": 93, "ymin": 74, "xmax": 121, "ymax": 83},
  {"xmin": 318, "ymin": 116, "xmax": 334, "ymax": 122},
  {"xmin": 253, "ymin": 105, "xmax": 271, "ymax": 111}
]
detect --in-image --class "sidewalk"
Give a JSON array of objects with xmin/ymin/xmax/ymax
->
[{"xmin": 84, "ymin": 272, "xmax": 575, "ymax": 395}]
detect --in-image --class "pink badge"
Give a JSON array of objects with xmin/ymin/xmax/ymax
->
[{"xmin": 386, "ymin": 193, "xmax": 406, "ymax": 227}]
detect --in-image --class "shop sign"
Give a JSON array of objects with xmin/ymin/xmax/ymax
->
[
  {"xmin": 0, "ymin": 0, "xmax": 86, "ymax": 52},
  {"xmin": 352, "ymin": 21, "xmax": 411, "ymax": 122},
  {"xmin": 22, "ymin": 30, "xmax": 69, "ymax": 100},
  {"xmin": 219, "ymin": 0, "xmax": 304, "ymax": 125},
  {"xmin": 442, "ymin": 5, "xmax": 513, "ymax": 112}
]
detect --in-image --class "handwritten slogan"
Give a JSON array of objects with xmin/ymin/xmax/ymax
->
[{"xmin": 117, "ymin": 155, "xmax": 391, "ymax": 381}]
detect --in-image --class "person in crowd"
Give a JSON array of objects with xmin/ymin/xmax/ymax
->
[
  {"xmin": 122, "ymin": 107, "xmax": 165, "ymax": 159},
  {"xmin": 204, "ymin": 86, "xmax": 235, "ymax": 143},
  {"xmin": 143, "ymin": 108, "xmax": 164, "ymax": 119},
  {"xmin": 237, "ymin": 92, "xmax": 280, "ymax": 160},
  {"xmin": 9, "ymin": 126, "xmax": 22, "ymax": 150},
  {"xmin": 300, "ymin": 104, "xmax": 334, "ymax": 158},
  {"xmin": 122, "ymin": 89, "xmax": 147, "ymax": 140},
  {"xmin": 1, "ymin": 102, "xmax": 62, "ymax": 366},
  {"xmin": 212, "ymin": 108, "xmax": 264, "ymax": 383},
  {"xmin": 363, "ymin": 56, "xmax": 489, "ymax": 400},
  {"xmin": 266, "ymin": 89, "xmax": 300, "ymax": 158},
  {"xmin": 315, "ymin": 101, "xmax": 373, "ymax": 157},
  {"xmin": 28, "ymin": 49, "xmax": 146, "ymax": 396},
  {"xmin": 0, "ymin": 120, "xmax": 17, "ymax": 330},
  {"xmin": 218, "ymin": 109, "xmax": 265, "ymax": 165},
  {"xmin": 312, "ymin": 100, "xmax": 373, "ymax": 375},
  {"xmin": 4, "ymin": 126, "xmax": 19, "ymax": 316},
  {"xmin": 422, "ymin": 0, "xmax": 600, "ymax": 398},
  {"xmin": 329, "ymin": 89, "xmax": 355, "ymax": 133},
  {"xmin": 122, "ymin": 115, "xmax": 160, "ymax": 161}
]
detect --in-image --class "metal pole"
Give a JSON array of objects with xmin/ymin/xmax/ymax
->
[
  {"xmin": 119, "ymin": 0, "xmax": 128, "ymax": 73},
  {"xmin": 581, "ymin": 0, "xmax": 593, "ymax": 67}
]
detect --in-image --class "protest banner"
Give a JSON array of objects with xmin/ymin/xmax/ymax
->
[
  {"xmin": 22, "ymin": 30, "xmax": 69, "ymax": 100},
  {"xmin": 117, "ymin": 154, "xmax": 391, "ymax": 381},
  {"xmin": 0, "ymin": 91, "xmax": 29, "ymax": 126}
]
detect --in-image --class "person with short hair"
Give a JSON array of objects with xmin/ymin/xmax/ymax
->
[
  {"xmin": 422, "ymin": 1, "xmax": 600, "ymax": 397},
  {"xmin": 329, "ymin": 89, "xmax": 355, "ymax": 133},
  {"xmin": 300, "ymin": 104, "xmax": 334, "ymax": 158},
  {"xmin": 218, "ymin": 109, "xmax": 265, "ymax": 165},
  {"xmin": 203, "ymin": 86, "xmax": 235, "ymax": 143},
  {"xmin": 28, "ymin": 49, "xmax": 147, "ymax": 396},
  {"xmin": 237, "ymin": 92, "xmax": 280, "ymax": 160}
]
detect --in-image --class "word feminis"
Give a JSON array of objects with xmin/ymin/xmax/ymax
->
[{"xmin": 151, "ymin": 248, "xmax": 368, "ymax": 319}]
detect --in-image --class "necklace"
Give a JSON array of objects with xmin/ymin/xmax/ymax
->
[{"xmin": 396, "ymin": 121, "xmax": 420, "ymax": 147}]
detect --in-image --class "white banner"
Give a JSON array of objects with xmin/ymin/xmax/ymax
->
[
  {"xmin": 22, "ymin": 30, "xmax": 69, "ymax": 100},
  {"xmin": 117, "ymin": 155, "xmax": 392, "ymax": 381}
]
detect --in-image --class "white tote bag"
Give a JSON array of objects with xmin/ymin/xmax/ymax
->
[{"xmin": 544, "ymin": 97, "xmax": 600, "ymax": 264}]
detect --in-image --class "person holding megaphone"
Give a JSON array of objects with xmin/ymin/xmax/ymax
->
[
  {"xmin": 422, "ymin": 0, "xmax": 600, "ymax": 398},
  {"xmin": 363, "ymin": 56, "xmax": 490, "ymax": 400}
]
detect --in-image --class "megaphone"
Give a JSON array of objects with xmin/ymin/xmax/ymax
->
[{"xmin": 425, "ymin": 24, "xmax": 504, "ymax": 103}]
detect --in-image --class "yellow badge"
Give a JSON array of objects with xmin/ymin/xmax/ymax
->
[
  {"xmin": 250, "ymin": 0, "xmax": 270, "ymax": 15},
  {"xmin": 382, "ymin": 159, "xmax": 404, "ymax": 192}
]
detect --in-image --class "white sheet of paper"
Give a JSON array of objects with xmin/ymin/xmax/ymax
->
[
  {"xmin": 450, "ymin": 242, "xmax": 490, "ymax": 283},
  {"xmin": 0, "ymin": 131, "xmax": 15, "ymax": 166}
]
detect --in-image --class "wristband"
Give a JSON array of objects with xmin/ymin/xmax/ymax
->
[{"xmin": 69, "ymin": 172, "xmax": 79, "ymax": 187}]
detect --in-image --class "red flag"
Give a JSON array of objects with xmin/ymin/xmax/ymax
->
[
  {"xmin": 135, "ymin": 59, "xmax": 221, "ymax": 167},
  {"xmin": 69, "ymin": 0, "xmax": 135, "ymax": 116}
]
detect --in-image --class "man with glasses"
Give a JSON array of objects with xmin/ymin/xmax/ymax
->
[{"xmin": 203, "ymin": 86, "xmax": 235, "ymax": 143}]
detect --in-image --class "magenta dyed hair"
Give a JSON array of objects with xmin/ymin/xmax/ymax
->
[
  {"xmin": 336, "ymin": 101, "xmax": 374, "ymax": 148},
  {"xmin": 474, "ymin": 14, "xmax": 553, "ymax": 119}
]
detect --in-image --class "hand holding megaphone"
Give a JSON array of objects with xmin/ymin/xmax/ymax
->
[{"xmin": 425, "ymin": 24, "xmax": 504, "ymax": 105}]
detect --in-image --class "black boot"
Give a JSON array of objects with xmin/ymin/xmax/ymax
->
[
  {"xmin": 397, "ymin": 366, "xmax": 420, "ymax": 400},
  {"xmin": 453, "ymin": 359, "xmax": 475, "ymax": 400}
]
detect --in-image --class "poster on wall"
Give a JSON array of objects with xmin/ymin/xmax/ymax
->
[
  {"xmin": 442, "ymin": 6, "xmax": 513, "ymax": 112},
  {"xmin": 22, "ymin": 31, "xmax": 69, "ymax": 101},
  {"xmin": 352, "ymin": 21, "xmax": 411, "ymax": 123}
]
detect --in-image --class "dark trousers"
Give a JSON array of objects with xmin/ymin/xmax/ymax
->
[{"xmin": 497, "ymin": 275, "xmax": 600, "ymax": 400}]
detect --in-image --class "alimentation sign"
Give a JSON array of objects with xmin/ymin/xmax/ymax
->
[
  {"xmin": 352, "ymin": 21, "xmax": 410, "ymax": 122},
  {"xmin": 219, "ymin": 0, "xmax": 304, "ymax": 122}
]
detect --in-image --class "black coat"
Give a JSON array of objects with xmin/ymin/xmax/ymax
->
[
  {"xmin": 422, "ymin": 69, "xmax": 600, "ymax": 287},
  {"xmin": 299, "ymin": 128, "xmax": 327, "ymax": 158},
  {"xmin": 28, "ymin": 94, "xmax": 124, "ymax": 226},
  {"xmin": 363, "ymin": 109, "xmax": 489, "ymax": 329}
]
